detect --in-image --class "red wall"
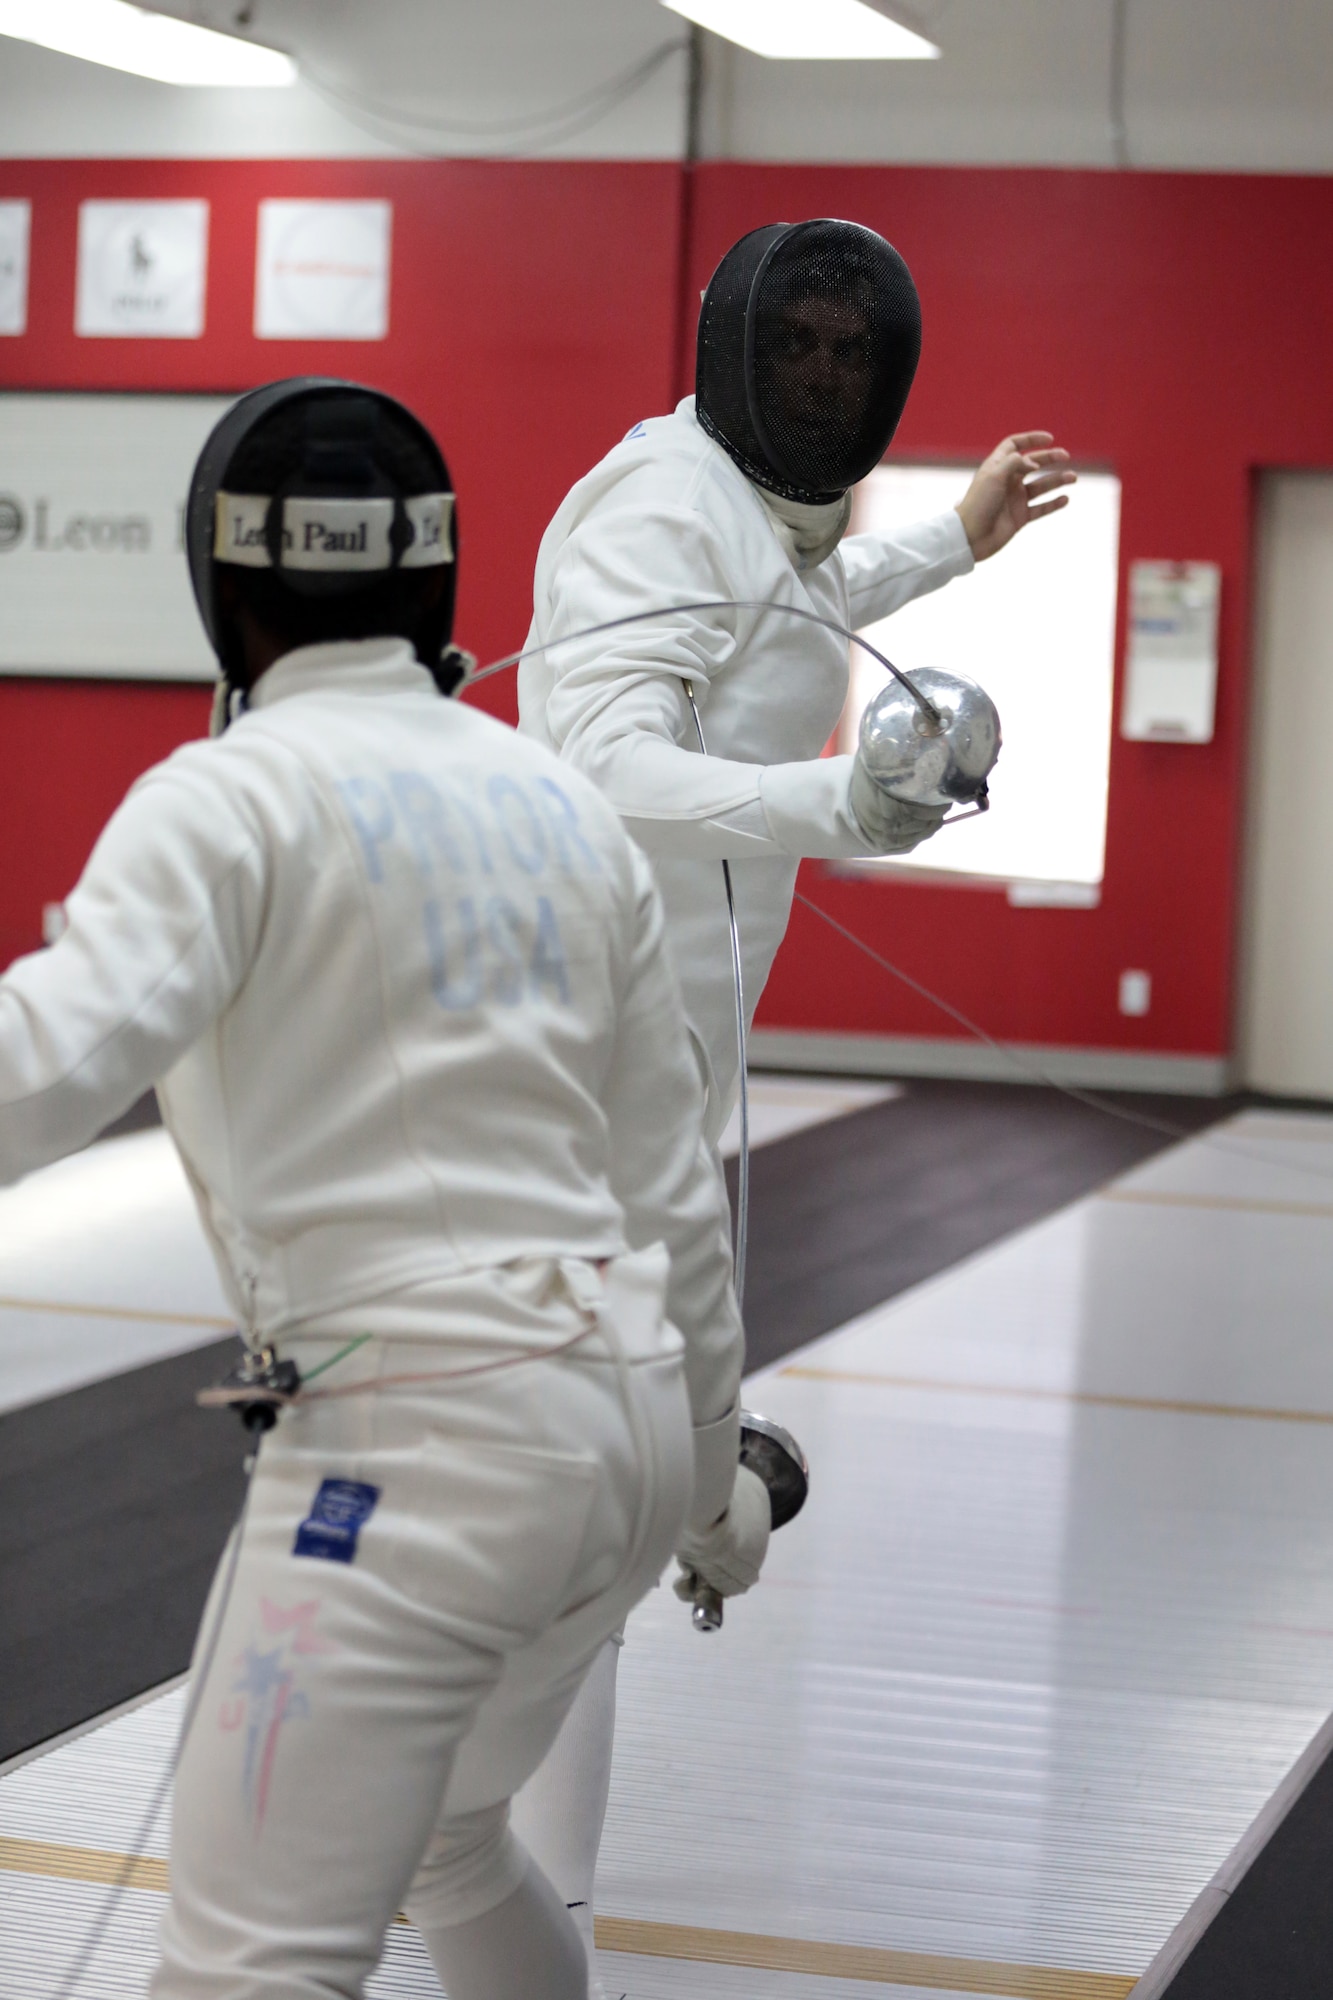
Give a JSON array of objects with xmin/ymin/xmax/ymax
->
[{"xmin": 4, "ymin": 157, "xmax": 1333, "ymax": 1059}]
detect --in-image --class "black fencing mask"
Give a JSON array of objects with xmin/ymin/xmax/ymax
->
[
  {"xmin": 186, "ymin": 378, "xmax": 461, "ymax": 708},
  {"xmin": 695, "ymin": 220, "xmax": 922, "ymax": 505}
]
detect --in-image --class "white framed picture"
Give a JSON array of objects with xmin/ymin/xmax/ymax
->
[
  {"xmin": 255, "ymin": 199, "xmax": 391, "ymax": 341},
  {"xmin": 0, "ymin": 201, "xmax": 31, "ymax": 336},
  {"xmin": 0, "ymin": 392, "xmax": 235, "ymax": 680},
  {"xmin": 75, "ymin": 200, "xmax": 209, "ymax": 340}
]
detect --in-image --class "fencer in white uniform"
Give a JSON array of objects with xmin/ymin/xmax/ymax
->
[
  {"xmin": 0, "ymin": 380, "xmax": 765, "ymax": 2000},
  {"xmin": 514, "ymin": 220, "xmax": 1076, "ymax": 1991},
  {"xmin": 520, "ymin": 219, "xmax": 1074, "ymax": 1135}
]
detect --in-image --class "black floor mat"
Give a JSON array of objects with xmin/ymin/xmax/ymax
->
[
  {"xmin": 2, "ymin": 1076, "xmax": 1230, "ymax": 1766},
  {"xmin": 729, "ymin": 1076, "xmax": 1231, "ymax": 1374},
  {"xmin": 0, "ymin": 1337, "xmax": 244, "ymax": 1764},
  {"xmin": 1157, "ymin": 1752, "xmax": 1333, "ymax": 1998}
]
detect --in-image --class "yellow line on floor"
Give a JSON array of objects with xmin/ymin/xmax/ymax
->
[
  {"xmin": 1220, "ymin": 1123, "xmax": 1333, "ymax": 1143},
  {"xmin": 780, "ymin": 1366, "xmax": 1333, "ymax": 1428},
  {"xmin": 0, "ymin": 1834, "xmax": 169, "ymax": 1893},
  {"xmin": 0, "ymin": 1295, "xmax": 231, "ymax": 1331},
  {"xmin": 0, "ymin": 1838, "xmax": 1136, "ymax": 1997},
  {"xmin": 1101, "ymin": 1187, "xmax": 1333, "ymax": 1220},
  {"xmin": 595, "ymin": 1916, "xmax": 1137, "ymax": 1996}
]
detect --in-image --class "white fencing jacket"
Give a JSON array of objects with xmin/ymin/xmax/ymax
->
[
  {"xmin": 518, "ymin": 397, "xmax": 973, "ymax": 1132},
  {"xmin": 0, "ymin": 641, "xmax": 741, "ymax": 1431}
]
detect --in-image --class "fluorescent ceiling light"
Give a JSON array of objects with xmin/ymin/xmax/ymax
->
[
  {"xmin": 661, "ymin": 0, "xmax": 938, "ymax": 59},
  {"xmin": 0, "ymin": 0, "xmax": 297, "ymax": 86}
]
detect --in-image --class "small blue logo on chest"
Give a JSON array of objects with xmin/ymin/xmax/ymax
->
[{"xmin": 625, "ymin": 421, "xmax": 647, "ymax": 440}]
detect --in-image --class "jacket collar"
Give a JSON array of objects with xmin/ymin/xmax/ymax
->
[
  {"xmin": 247, "ymin": 638, "xmax": 437, "ymax": 711},
  {"xmin": 752, "ymin": 485, "xmax": 853, "ymax": 572},
  {"xmin": 676, "ymin": 395, "xmax": 850, "ymax": 572}
]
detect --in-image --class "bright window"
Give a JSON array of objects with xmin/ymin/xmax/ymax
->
[{"xmin": 842, "ymin": 464, "xmax": 1121, "ymax": 896}]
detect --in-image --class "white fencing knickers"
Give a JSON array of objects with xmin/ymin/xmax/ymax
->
[{"xmin": 151, "ymin": 1249, "xmax": 693, "ymax": 2000}]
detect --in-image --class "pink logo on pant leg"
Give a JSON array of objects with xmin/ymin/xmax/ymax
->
[
  {"xmin": 224, "ymin": 1597, "xmax": 332, "ymax": 1829},
  {"xmin": 260, "ymin": 1595, "xmax": 336, "ymax": 1656}
]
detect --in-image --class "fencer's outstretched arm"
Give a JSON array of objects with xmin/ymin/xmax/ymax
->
[
  {"xmin": 839, "ymin": 507, "xmax": 973, "ymax": 629},
  {"xmin": 601, "ymin": 843, "xmax": 744, "ymax": 1529},
  {"xmin": 532, "ymin": 503, "xmax": 951, "ymax": 866},
  {"xmin": 841, "ymin": 430, "xmax": 1077, "ymax": 621},
  {"xmin": 0, "ymin": 751, "xmax": 266, "ymax": 1184}
]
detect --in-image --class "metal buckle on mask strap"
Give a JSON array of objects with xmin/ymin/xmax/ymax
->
[{"xmin": 208, "ymin": 677, "xmax": 248, "ymax": 739}]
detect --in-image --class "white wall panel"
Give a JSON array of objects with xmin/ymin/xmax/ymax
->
[
  {"xmin": 0, "ymin": 35, "xmax": 404, "ymax": 161},
  {"xmin": 4, "ymin": 0, "xmax": 1333, "ymax": 172},
  {"xmin": 1127, "ymin": 0, "xmax": 1333, "ymax": 174},
  {"xmin": 703, "ymin": 0, "xmax": 1333, "ymax": 171},
  {"xmin": 697, "ymin": 0, "xmax": 1123, "ymax": 167},
  {"xmin": 0, "ymin": 2, "xmax": 688, "ymax": 163},
  {"xmin": 1239, "ymin": 473, "xmax": 1333, "ymax": 1097}
]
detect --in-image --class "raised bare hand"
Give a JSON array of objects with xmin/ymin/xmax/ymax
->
[{"xmin": 954, "ymin": 431, "xmax": 1076, "ymax": 562}]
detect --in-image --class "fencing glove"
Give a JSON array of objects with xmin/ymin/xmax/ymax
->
[
  {"xmin": 848, "ymin": 756, "xmax": 949, "ymax": 855},
  {"xmin": 674, "ymin": 1463, "xmax": 771, "ymax": 1600}
]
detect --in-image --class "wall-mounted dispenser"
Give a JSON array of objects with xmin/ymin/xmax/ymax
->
[{"xmin": 1120, "ymin": 560, "xmax": 1221, "ymax": 743}]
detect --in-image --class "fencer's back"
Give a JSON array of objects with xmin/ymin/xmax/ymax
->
[{"xmin": 154, "ymin": 641, "xmax": 648, "ymax": 1333}]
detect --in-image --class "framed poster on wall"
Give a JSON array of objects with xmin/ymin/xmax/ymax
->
[
  {"xmin": 0, "ymin": 202, "xmax": 31, "ymax": 336},
  {"xmin": 255, "ymin": 200, "xmax": 391, "ymax": 341},
  {"xmin": 0, "ymin": 392, "xmax": 234, "ymax": 680},
  {"xmin": 75, "ymin": 201, "xmax": 210, "ymax": 340}
]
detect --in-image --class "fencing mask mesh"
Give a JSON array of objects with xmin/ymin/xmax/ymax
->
[
  {"xmin": 186, "ymin": 378, "xmax": 459, "ymax": 700},
  {"xmin": 696, "ymin": 219, "xmax": 922, "ymax": 505}
]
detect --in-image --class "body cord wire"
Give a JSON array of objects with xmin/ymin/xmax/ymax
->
[
  {"xmin": 789, "ymin": 894, "xmax": 1333, "ymax": 1199},
  {"xmin": 50, "ymin": 1448, "xmax": 261, "ymax": 2000},
  {"xmin": 791, "ymin": 891, "xmax": 1184, "ymax": 1139},
  {"xmin": 681, "ymin": 680, "xmax": 750, "ymax": 1310},
  {"xmin": 467, "ymin": 596, "xmax": 942, "ymax": 722}
]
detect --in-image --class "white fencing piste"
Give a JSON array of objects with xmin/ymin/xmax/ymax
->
[{"xmin": 9, "ymin": 1108, "xmax": 1333, "ymax": 2000}]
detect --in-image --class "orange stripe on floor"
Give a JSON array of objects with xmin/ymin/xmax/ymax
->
[
  {"xmin": 1101, "ymin": 1187, "xmax": 1333, "ymax": 1220},
  {"xmin": 780, "ymin": 1365, "xmax": 1333, "ymax": 1428},
  {"xmin": 595, "ymin": 1915, "xmax": 1137, "ymax": 1995},
  {"xmin": 0, "ymin": 1837, "xmax": 1137, "ymax": 1996},
  {"xmin": 0, "ymin": 1295, "xmax": 231, "ymax": 1330}
]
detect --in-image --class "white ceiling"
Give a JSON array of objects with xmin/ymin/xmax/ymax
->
[{"xmin": 1, "ymin": 0, "xmax": 1331, "ymax": 173}]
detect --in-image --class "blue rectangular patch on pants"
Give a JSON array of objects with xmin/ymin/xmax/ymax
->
[{"xmin": 293, "ymin": 1478, "xmax": 381, "ymax": 1564}]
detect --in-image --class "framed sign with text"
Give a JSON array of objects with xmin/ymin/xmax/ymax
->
[
  {"xmin": 0, "ymin": 392, "xmax": 235, "ymax": 681},
  {"xmin": 255, "ymin": 200, "xmax": 391, "ymax": 341}
]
